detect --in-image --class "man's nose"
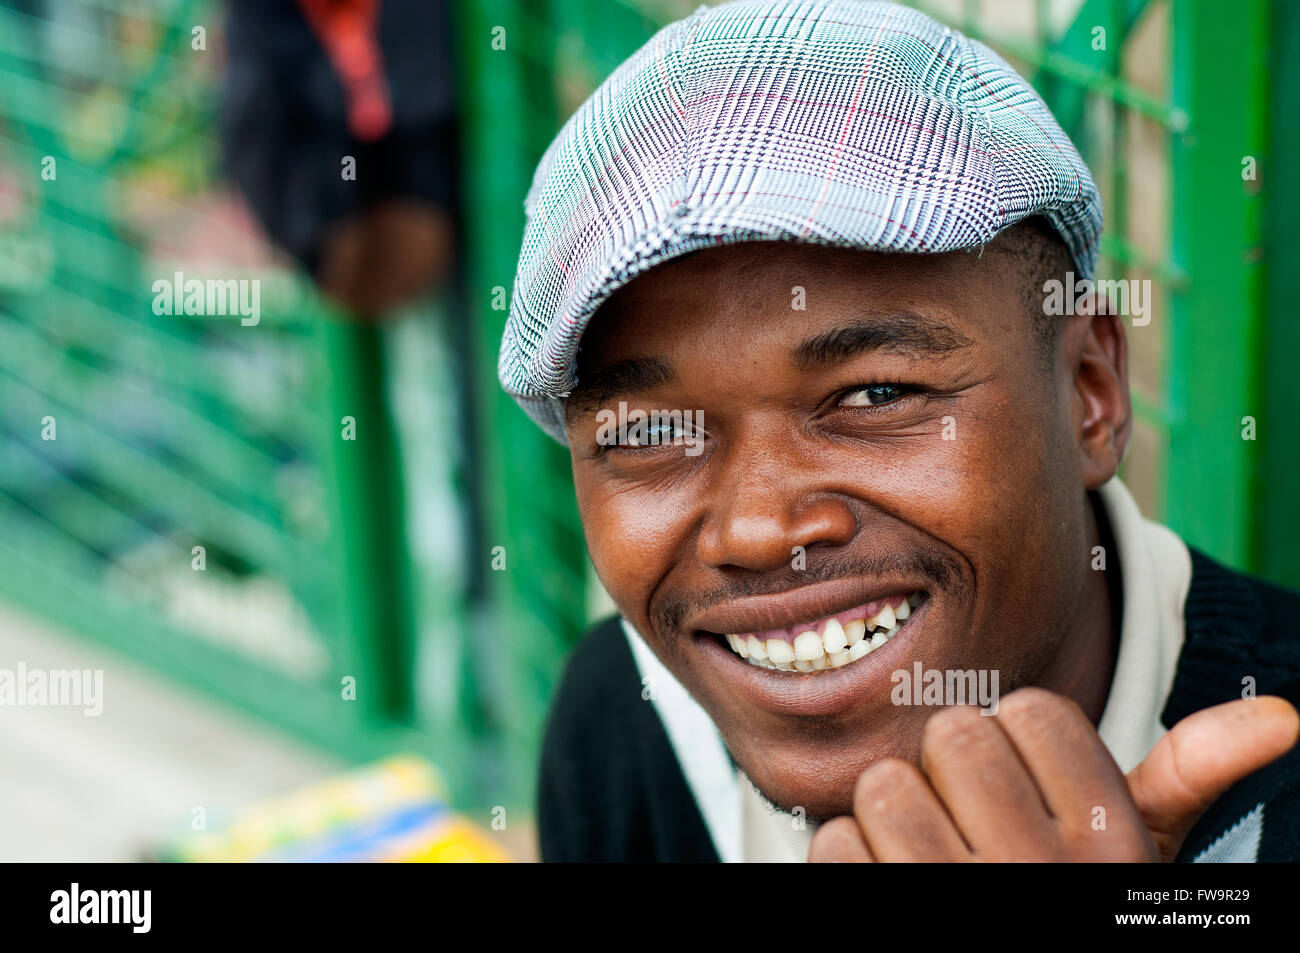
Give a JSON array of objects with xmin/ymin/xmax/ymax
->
[{"xmin": 695, "ymin": 436, "xmax": 857, "ymax": 572}]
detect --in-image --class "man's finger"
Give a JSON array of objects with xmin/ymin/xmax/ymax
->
[
  {"xmin": 919, "ymin": 702, "xmax": 1057, "ymax": 859},
  {"xmin": 992, "ymin": 687, "xmax": 1151, "ymax": 855},
  {"xmin": 1127, "ymin": 695, "xmax": 1299, "ymax": 862},
  {"xmin": 852, "ymin": 758, "xmax": 971, "ymax": 861},
  {"xmin": 808, "ymin": 816, "xmax": 875, "ymax": 863}
]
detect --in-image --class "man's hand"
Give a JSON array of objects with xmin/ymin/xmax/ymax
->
[{"xmin": 808, "ymin": 688, "xmax": 1299, "ymax": 862}]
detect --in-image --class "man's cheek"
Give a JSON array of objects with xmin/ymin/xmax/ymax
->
[
  {"xmin": 833, "ymin": 420, "xmax": 991, "ymax": 515},
  {"xmin": 896, "ymin": 415, "xmax": 1039, "ymax": 551},
  {"xmin": 577, "ymin": 494, "xmax": 670, "ymax": 617}
]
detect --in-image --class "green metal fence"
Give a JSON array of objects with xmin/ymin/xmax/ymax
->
[
  {"xmin": 0, "ymin": 0, "xmax": 1293, "ymax": 822},
  {"xmin": 0, "ymin": 0, "xmax": 474, "ymax": 796}
]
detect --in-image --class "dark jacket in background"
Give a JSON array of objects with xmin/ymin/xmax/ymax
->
[{"xmin": 221, "ymin": 0, "xmax": 459, "ymax": 273}]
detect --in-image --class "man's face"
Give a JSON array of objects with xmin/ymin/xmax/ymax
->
[{"xmin": 564, "ymin": 239, "xmax": 1125, "ymax": 818}]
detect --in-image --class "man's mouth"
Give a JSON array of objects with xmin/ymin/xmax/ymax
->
[{"xmin": 716, "ymin": 592, "xmax": 924, "ymax": 673}]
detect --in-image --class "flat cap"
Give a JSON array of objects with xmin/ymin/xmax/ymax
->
[{"xmin": 501, "ymin": 0, "xmax": 1103, "ymax": 440}]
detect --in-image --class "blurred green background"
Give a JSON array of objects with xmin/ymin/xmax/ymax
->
[{"xmin": 0, "ymin": 0, "xmax": 1295, "ymax": 859}]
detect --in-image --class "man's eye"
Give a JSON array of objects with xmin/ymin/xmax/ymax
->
[
  {"xmin": 840, "ymin": 384, "xmax": 907, "ymax": 407},
  {"xmin": 625, "ymin": 423, "xmax": 668, "ymax": 446},
  {"xmin": 595, "ymin": 411, "xmax": 707, "ymax": 455},
  {"xmin": 623, "ymin": 420, "xmax": 689, "ymax": 446}
]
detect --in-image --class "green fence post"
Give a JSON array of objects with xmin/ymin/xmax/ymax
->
[
  {"xmin": 1257, "ymin": 0, "xmax": 1300, "ymax": 589},
  {"xmin": 318, "ymin": 319, "xmax": 417, "ymax": 726},
  {"xmin": 1166, "ymin": 0, "xmax": 1269, "ymax": 572},
  {"xmin": 454, "ymin": 0, "xmax": 589, "ymax": 809}
]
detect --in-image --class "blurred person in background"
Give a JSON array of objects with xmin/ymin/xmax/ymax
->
[{"xmin": 221, "ymin": 0, "xmax": 459, "ymax": 319}]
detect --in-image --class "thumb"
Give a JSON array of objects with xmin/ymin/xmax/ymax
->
[{"xmin": 1127, "ymin": 696, "xmax": 1299, "ymax": 862}]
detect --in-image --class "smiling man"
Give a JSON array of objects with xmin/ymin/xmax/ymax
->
[{"xmin": 501, "ymin": 0, "xmax": 1300, "ymax": 862}]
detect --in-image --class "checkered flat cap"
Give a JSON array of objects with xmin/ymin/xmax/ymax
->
[{"xmin": 501, "ymin": 0, "xmax": 1103, "ymax": 440}]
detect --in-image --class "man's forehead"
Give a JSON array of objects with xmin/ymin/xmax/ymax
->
[
  {"xmin": 586, "ymin": 240, "xmax": 999, "ymax": 355},
  {"xmin": 571, "ymin": 276, "xmax": 983, "ymax": 419}
]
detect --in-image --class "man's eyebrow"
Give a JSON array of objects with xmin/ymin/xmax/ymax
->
[
  {"xmin": 792, "ymin": 314, "xmax": 974, "ymax": 369},
  {"xmin": 565, "ymin": 356, "xmax": 676, "ymax": 418}
]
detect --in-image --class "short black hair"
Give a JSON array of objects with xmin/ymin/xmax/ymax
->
[{"xmin": 989, "ymin": 215, "xmax": 1076, "ymax": 359}]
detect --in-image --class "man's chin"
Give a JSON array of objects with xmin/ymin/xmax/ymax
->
[
  {"xmin": 726, "ymin": 731, "xmax": 922, "ymax": 821},
  {"xmin": 741, "ymin": 764, "xmax": 860, "ymax": 820}
]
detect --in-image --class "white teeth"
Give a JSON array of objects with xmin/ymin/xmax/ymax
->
[
  {"xmin": 766, "ymin": 639, "xmax": 795, "ymax": 664},
  {"xmin": 822, "ymin": 619, "xmax": 848, "ymax": 654},
  {"xmin": 722, "ymin": 591, "xmax": 921, "ymax": 672},
  {"xmin": 844, "ymin": 619, "xmax": 866, "ymax": 646},
  {"xmin": 793, "ymin": 631, "xmax": 824, "ymax": 661}
]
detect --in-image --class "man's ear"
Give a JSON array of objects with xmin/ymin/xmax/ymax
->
[{"xmin": 1061, "ymin": 293, "xmax": 1132, "ymax": 489}]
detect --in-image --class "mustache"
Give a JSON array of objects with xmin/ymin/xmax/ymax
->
[{"xmin": 652, "ymin": 548, "xmax": 965, "ymax": 635}]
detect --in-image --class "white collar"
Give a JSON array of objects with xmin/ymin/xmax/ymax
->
[{"xmin": 1094, "ymin": 478, "xmax": 1191, "ymax": 771}]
